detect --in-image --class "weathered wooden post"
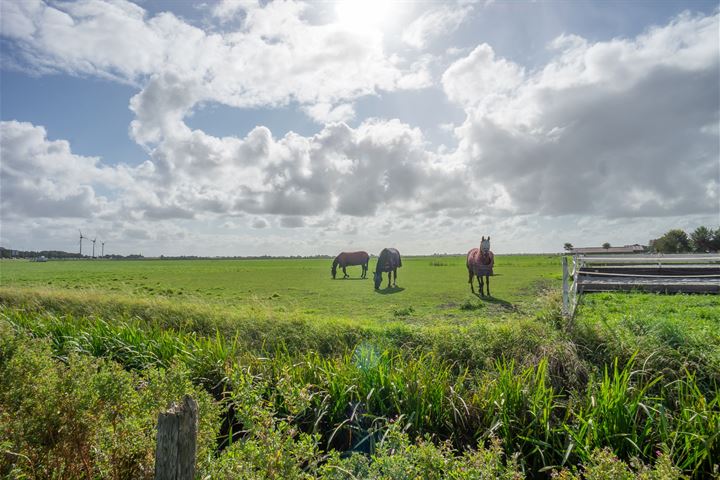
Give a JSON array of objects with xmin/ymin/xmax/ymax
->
[
  {"xmin": 154, "ymin": 395, "xmax": 198, "ymax": 480},
  {"xmin": 562, "ymin": 256, "xmax": 569, "ymax": 317}
]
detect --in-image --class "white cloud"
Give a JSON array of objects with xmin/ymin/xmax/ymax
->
[
  {"xmin": 211, "ymin": 0, "xmax": 258, "ymax": 23},
  {"xmin": 1, "ymin": 4, "xmax": 718, "ymax": 256},
  {"xmin": 0, "ymin": 120, "xmax": 130, "ymax": 218},
  {"xmin": 402, "ymin": 4, "xmax": 474, "ymax": 49},
  {"xmin": 395, "ymin": 55, "xmax": 435, "ymax": 90},
  {"xmin": 0, "ymin": 114, "xmax": 474, "ymax": 225},
  {"xmin": 442, "ymin": 44, "xmax": 525, "ymax": 109},
  {"xmin": 2, "ymin": 0, "xmax": 426, "ymax": 114},
  {"xmin": 303, "ymin": 102, "xmax": 356, "ymax": 124},
  {"xmin": 443, "ymin": 11, "xmax": 720, "ymax": 217}
]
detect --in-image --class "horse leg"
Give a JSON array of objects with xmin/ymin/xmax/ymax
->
[
  {"xmin": 468, "ymin": 269, "xmax": 475, "ymax": 293},
  {"xmin": 478, "ymin": 275, "xmax": 484, "ymax": 296},
  {"xmin": 343, "ymin": 266, "xmax": 348, "ymax": 278},
  {"xmin": 393, "ymin": 268, "xmax": 397, "ymax": 287},
  {"xmin": 486, "ymin": 275, "xmax": 491, "ymax": 296}
]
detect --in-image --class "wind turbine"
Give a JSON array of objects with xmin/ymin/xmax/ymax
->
[
  {"xmin": 101, "ymin": 241, "xmax": 105, "ymax": 258},
  {"xmin": 91, "ymin": 238, "xmax": 97, "ymax": 259},
  {"xmin": 79, "ymin": 230, "xmax": 85, "ymax": 257}
]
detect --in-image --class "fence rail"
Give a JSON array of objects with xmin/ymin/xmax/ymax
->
[
  {"xmin": 562, "ymin": 256, "xmax": 580, "ymax": 319},
  {"xmin": 579, "ymin": 253, "xmax": 720, "ymax": 265},
  {"xmin": 562, "ymin": 254, "xmax": 720, "ymax": 319}
]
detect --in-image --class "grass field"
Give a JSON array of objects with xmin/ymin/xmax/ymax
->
[
  {"xmin": 0, "ymin": 255, "xmax": 560, "ymax": 321},
  {"xmin": 1, "ymin": 256, "xmax": 718, "ymax": 479}
]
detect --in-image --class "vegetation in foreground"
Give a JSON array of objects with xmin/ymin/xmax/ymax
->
[{"xmin": 0, "ymin": 257, "xmax": 718, "ymax": 478}]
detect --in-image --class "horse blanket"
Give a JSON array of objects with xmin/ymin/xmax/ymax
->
[
  {"xmin": 376, "ymin": 248, "xmax": 402, "ymax": 272},
  {"xmin": 467, "ymin": 248, "xmax": 494, "ymax": 276}
]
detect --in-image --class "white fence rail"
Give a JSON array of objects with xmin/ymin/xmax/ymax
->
[
  {"xmin": 561, "ymin": 256, "xmax": 580, "ymax": 319},
  {"xmin": 579, "ymin": 253, "xmax": 720, "ymax": 265},
  {"xmin": 562, "ymin": 254, "xmax": 720, "ymax": 319}
]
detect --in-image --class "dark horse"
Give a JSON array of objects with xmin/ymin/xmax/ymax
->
[
  {"xmin": 331, "ymin": 251, "xmax": 370, "ymax": 279},
  {"xmin": 374, "ymin": 248, "xmax": 402, "ymax": 289},
  {"xmin": 467, "ymin": 236, "xmax": 494, "ymax": 296}
]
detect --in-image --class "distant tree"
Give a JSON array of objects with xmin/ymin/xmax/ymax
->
[
  {"xmin": 563, "ymin": 242, "xmax": 573, "ymax": 251},
  {"xmin": 690, "ymin": 226, "xmax": 714, "ymax": 252},
  {"xmin": 602, "ymin": 242, "xmax": 611, "ymax": 249},
  {"xmin": 711, "ymin": 228, "xmax": 720, "ymax": 252},
  {"xmin": 650, "ymin": 229, "xmax": 691, "ymax": 253}
]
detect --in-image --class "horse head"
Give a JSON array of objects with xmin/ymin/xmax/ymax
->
[
  {"xmin": 480, "ymin": 236, "xmax": 491, "ymax": 253},
  {"xmin": 373, "ymin": 270, "xmax": 382, "ymax": 289},
  {"xmin": 331, "ymin": 259, "xmax": 338, "ymax": 279}
]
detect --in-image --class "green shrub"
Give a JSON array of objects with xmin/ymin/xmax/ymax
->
[
  {"xmin": 0, "ymin": 330, "xmax": 219, "ymax": 479},
  {"xmin": 552, "ymin": 448, "xmax": 685, "ymax": 480}
]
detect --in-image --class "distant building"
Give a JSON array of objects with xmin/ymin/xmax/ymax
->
[{"xmin": 571, "ymin": 244, "xmax": 646, "ymax": 255}]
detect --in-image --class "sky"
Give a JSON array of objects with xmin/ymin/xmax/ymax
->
[{"xmin": 0, "ymin": 0, "xmax": 718, "ymax": 257}]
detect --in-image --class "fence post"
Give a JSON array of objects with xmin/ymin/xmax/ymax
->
[
  {"xmin": 562, "ymin": 256, "xmax": 569, "ymax": 317},
  {"xmin": 154, "ymin": 395, "xmax": 198, "ymax": 480}
]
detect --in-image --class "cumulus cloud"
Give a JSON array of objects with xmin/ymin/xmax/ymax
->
[
  {"xmin": 402, "ymin": 4, "xmax": 474, "ymax": 49},
  {"xmin": 251, "ymin": 217, "xmax": 269, "ymax": 229},
  {"xmin": 442, "ymin": 44, "xmax": 525, "ymax": 108},
  {"xmin": 0, "ymin": 117, "xmax": 467, "ymax": 224},
  {"xmin": 0, "ymin": 120, "xmax": 126, "ymax": 218},
  {"xmin": 139, "ymin": 116, "xmax": 471, "ymax": 219},
  {"xmin": 211, "ymin": 0, "xmax": 258, "ymax": 23},
  {"xmin": 2, "ymin": 4, "xmax": 718, "ymax": 257},
  {"xmin": 2, "ymin": 0, "xmax": 425, "ymax": 113},
  {"xmin": 303, "ymin": 102, "xmax": 356, "ymax": 124},
  {"xmin": 1, "ymin": 0, "xmax": 165, "ymax": 81},
  {"xmin": 443, "ymin": 11, "xmax": 720, "ymax": 217}
]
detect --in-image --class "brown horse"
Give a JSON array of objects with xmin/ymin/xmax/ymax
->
[
  {"xmin": 332, "ymin": 251, "xmax": 370, "ymax": 279},
  {"xmin": 467, "ymin": 236, "xmax": 494, "ymax": 296}
]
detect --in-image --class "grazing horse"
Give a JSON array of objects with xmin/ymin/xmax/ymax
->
[
  {"xmin": 374, "ymin": 248, "xmax": 402, "ymax": 289},
  {"xmin": 332, "ymin": 251, "xmax": 370, "ymax": 279},
  {"xmin": 467, "ymin": 236, "xmax": 494, "ymax": 296}
]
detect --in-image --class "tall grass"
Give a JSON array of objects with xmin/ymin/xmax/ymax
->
[
  {"xmin": 2, "ymin": 302, "xmax": 718, "ymax": 477},
  {"xmin": 571, "ymin": 293, "xmax": 720, "ymax": 390}
]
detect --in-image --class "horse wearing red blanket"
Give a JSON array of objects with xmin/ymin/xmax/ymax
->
[{"xmin": 467, "ymin": 236, "xmax": 494, "ymax": 296}]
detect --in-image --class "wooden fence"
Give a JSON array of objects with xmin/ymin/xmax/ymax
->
[
  {"xmin": 562, "ymin": 253, "xmax": 720, "ymax": 319},
  {"xmin": 155, "ymin": 395, "xmax": 198, "ymax": 480}
]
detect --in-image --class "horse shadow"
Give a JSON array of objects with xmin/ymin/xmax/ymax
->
[
  {"xmin": 333, "ymin": 277, "xmax": 367, "ymax": 280},
  {"xmin": 472, "ymin": 293, "xmax": 515, "ymax": 309},
  {"xmin": 375, "ymin": 286, "xmax": 405, "ymax": 295}
]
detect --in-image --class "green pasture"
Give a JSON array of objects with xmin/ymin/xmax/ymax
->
[
  {"xmin": 0, "ymin": 255, "xmax": 561, "ymax": 323},
  {"xmin": 1, "ymin": 255, "xmax": 719, "ymax": 478}
]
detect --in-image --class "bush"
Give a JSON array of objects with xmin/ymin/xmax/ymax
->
[
  {"xmin": 552, "ymin": 448, "xmax": 684, "ymax": 480},
  {"xmin": 0, "ymin": 329, "xmax": 219, "ymax": 479}
]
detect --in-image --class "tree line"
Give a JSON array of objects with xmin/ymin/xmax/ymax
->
[
  {"xmin": 0, "ymin": 247, "xmax": 143, "ymax": 260},
  {"xmin": 649, "ymin": 226, "xmax": 720, "ymax": 253}
]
